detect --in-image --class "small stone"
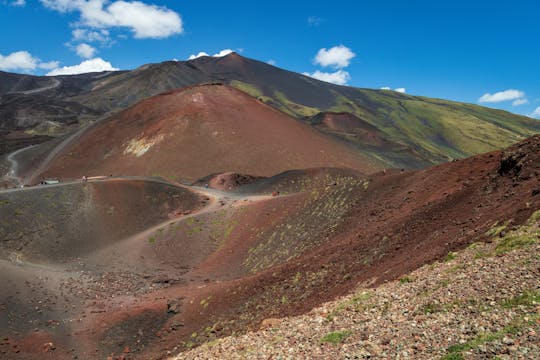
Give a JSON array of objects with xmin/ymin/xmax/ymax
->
[
  {"xmin": 502, "ymin": 337, "xmax": 514, "ymax": 345},
  {"xmin": 167, "ymin": 298, "xmax": 184, "ymax": 314}
]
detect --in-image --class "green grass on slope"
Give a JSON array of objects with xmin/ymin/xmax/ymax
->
[
  {"xmin": 229, "ymin": 80, "xmax": 320, "ymax": 117},
  {"xmin": 346, "ymin": 89, "xmax": 539, "ymax": 165},
  {"xmin": 228, "ymin": 81, "xmax": 540, "ymax": 168},
  {"xmin": 229, "ymin": 80, "xmax": 264, "ymax": 98},
  {"xmin": 272, "ymin": 90, "xmax": 320, "ymax": 117}
]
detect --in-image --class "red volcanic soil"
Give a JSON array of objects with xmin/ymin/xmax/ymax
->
[
  {"xmin": 2, "ymin": 136, "xmax": 540, "ymax": 359},
  {"xmin": 192, "ymin": 172, "xmax": 265, "ymax": 191},
  {"xmin": 35, "ymin": 84, "xmax": 380, "ymax": 183},
  {"xmin": 140, "ymin": 136, "xmax": 540, "ymax": 358}
]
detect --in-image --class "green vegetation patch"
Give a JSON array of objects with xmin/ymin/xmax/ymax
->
[
  {"xmin": 273, "ymin": 90, "xmax": 320, "ymax": 117},
  {"xmin": 230, "ymin": 80, "xmax": 264, "ymax": 99},
  {"xmin": 399, "ymin": 275, "xmax": 414, "ymax": 284},
  {"xmin": 320, "ymin": 330, "xmax": 352, "ymax": 344},
  {"xmin": 444, "ymin": 251, "xmax": 458, "ymax": 262},
  {"xmin": 327, "ymin": 291, "xmax": 372, "ymax": 321},
  {"xmin": 502, "ymin": 290, "xmax": 540, "ymax": 309},
  {"xmin": 483, "ymin": 210, "xmax": 540, "ymax": 256},
  {"xmin": 485, "ymin": 220, "xmax": 510, "ymax": 237},
  {"xmin": 443, "ymin": 314, "xmax": 538, "ymax": 359}
]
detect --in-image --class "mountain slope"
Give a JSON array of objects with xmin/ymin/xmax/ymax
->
[
  {"xmin": 180, "ymin": 222, "xmax": 540, "ymax": 359},
  {"xmin": 70, "ymin": 53, "xmax": 540, "ymax": 167},
  {"xmin": 0, "ymin": 70, "xmax": 120, "ymax": 154},
  {"xmin": 1, "ymin": 54, "xmax": 539, "ymax": 168},
  {"xmin": 33, "ymin": 84, "xmax": 379, "ymax": 182}
]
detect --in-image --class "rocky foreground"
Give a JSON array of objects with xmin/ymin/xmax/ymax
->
[{"xmin": 175, "ymin": 211, "xmax": 540, "ymax": 359}]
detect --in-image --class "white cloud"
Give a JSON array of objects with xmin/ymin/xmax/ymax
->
[
  {"xmin": 381, "ymin": 86, "xmax": 406, "ymax": 93},
  {"xmin": 314, "ymin": 45, "xmax": 355, "ymax": 69},
  {"xmin": 76, "ymin": 43, "xmax": 97, "ymax": 58},
  {"xmin": 478, "ymin": 89, "xmax": 525, "ymax": 103},
  {"xmin": 531, "ymin": 107, "xmax": 540, "ymax": 118},
  {"xmin": 41, "ymin": 0, "xmax": 183, "ymax": 39},
  {"xmin": 267, "ymin": 59, "xmax": 276, "ymax": 66},
  {"xmin": 0, "ymin": 50, "xmax": 58, "ymax": 72},
  {"xmin": 307, "ymin": 16, "xmax": 324, "ymax": 26},
  {"xmin": 188, "ymin": 52, "xmax": 209, "ymax": 60},
  {"xmin": 187, "ymin": 49, "xmax": 234, "ymax": 60},
  {"xmin": 46, "ymin": 57, "xmax": 118, "ymax": 76},
  {"xmin": 72, "ymin": 28, "xmax": 110, "ymax": 43},
  {"xmin": 512, "ymin": 98, "xmax": 529, "ymax": 106},
  {"xmin": 213, "ymin": 49, "xmax": 233, "ymax": 57},
  {"xmin": 303, "ymin": 70, "xmax": 350, "ymax": 85},
  {"xmin": 10, "ymin": 0, "xmax": 26, "ymax": 6},
  {"xmin": 0, "ymin": 51, "xmax": 37, "ymax": 70},
  {"xmin": 39, "ymin": 60, "xmax": 60, "ymax": 70}
]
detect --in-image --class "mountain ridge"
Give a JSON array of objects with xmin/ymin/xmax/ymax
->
[{"xmin": 1, "ymin": 53, "xmax": 539, "ymax": 169}]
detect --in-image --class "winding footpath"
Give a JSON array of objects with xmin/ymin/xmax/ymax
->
[{"xmin": 1, "ymin": 145, "xmax": 35, "ymax": 187}]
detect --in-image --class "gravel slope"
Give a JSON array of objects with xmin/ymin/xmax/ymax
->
[{"xmin": 176, "ymin": 211, "xmax": 540, "ymax": 360}]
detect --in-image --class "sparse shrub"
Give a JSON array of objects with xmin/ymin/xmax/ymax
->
[
  {"xmin": 422, "ymin": 302, "xmax": 448, "ymax": 314},
  {"xmin": 399, "ymin": 276, "xmax": 414, "ymax": 284},
  {"xmin": 485, "ymin": 220, "xmax": 510, "ymax": 237},
  {"xmin": 320, "ymin": 330, "xmax": 352, "ymax": 344},
  {"xmin": 444, "ymin": 252, "xmax": 457, "ymax": 262},
  {"xmin": 502, "ymin": 290, "xmax": 540, "ymax": 308}
]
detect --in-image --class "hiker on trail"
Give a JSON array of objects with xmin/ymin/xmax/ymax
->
[{"xmin": 82, "ymin": 176, "xmax": 87, "ymax": 182}]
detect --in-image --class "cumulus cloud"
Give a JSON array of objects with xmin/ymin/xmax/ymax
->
[
  {"xmin": 512, "ymin": 98, "xmax": 529, "ymax": 106},
  {"xmin": 303, "ymin": 70, "xmax": 350, "ymax": 85},
  {"xmin": 478, "ymin": 89, "xmax": 525, "ymax": 103},
  {"xmin": 532, "ymin": 107, "xmax": 540, "ymax": 118},
  {"xmin": 0, "ymin": 51, "xmax": 37, "ymax": 71},
  {"xmin": 213, "ymin": 49, "xmax": 233, "ymax": 57},
  {"xmin": 381, "ymin": 86, "xmax": 406, "ymax": 93},
  {"xmin": 41, "ymin": 0, "xmax": 183, "ymax": 39},
  {"xmin": 39, "ymin": 60, "xmax": 61, "ymax": 70},
  {"xmin": 46, "ymin": 57, "xmax": 118, "ymax": 75},
  {"xmin": 75, "ymin": 43, "xmax": 97, "ymax": 58},
  {"xmin": 0, "ymin": 50, "xmax": 58, "ymax": 71},
  {"xmin": 187, "ymin": 52, "xmax": 209, "ymax": 60},
  {"xmin": 72, "ymin": 28, "xmax": 111, "ymax": 43},
  {"xmin": 267, "ymin": 59, "xmax": 276, "ymax": 66},
  {"xmin": 187, "ymin": 49, "xmax": 234, "ymax": 60},
  {"xmin": 314, "ymin": 45, "xmax": 355, "ymax": 69}
]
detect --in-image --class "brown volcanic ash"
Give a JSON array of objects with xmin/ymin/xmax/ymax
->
[{"xmin": 36, "ymin": 84, "xmax": 380, "ymax": 182}]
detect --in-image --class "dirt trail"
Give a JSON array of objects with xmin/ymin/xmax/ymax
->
[
  {"xmin": 26, "ymin": 110, "xmax": 118, "ymax": 185},
  {"xmin": 17, "ymin": 78, "xmax": 60, "ymax": 95},
  {"xmin": 1, "ymin": 145, "xmax": 35, "ymax": 187},
  {"xmin": 85, "ymin": 178, "xmax": 275, "ymax": 265}
]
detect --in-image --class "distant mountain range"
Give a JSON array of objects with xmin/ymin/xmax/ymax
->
[{"xmin": 1, "ymin": 52, "xmax": 539, "ymax": 169}]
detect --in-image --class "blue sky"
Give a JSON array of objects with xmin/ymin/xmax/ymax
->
[{"xmin": 1, "ymin": 0, "xmax": 539, "ymax": 118}]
